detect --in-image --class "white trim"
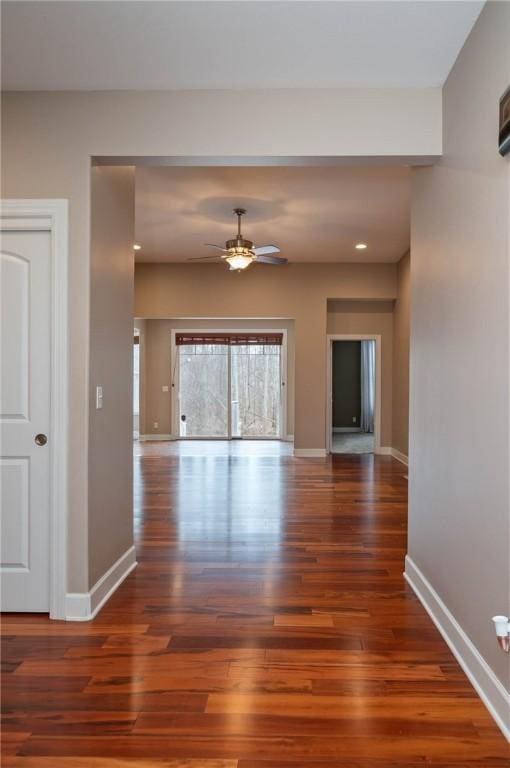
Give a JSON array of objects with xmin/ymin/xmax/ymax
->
[
  {"xmin": 171, "ymin": 327, "xmax": 288, "ymax": 441},
  {"xmin": 326, "ymin": 334, "xmax": 382, "ymax": 455},
  {"xmin": 376, "ymin": 446, "xmax": 392, "ymax": 455},
  {"xmin": 391, "ymin": 447, "xmax": 409, "ymax": 465},
  {"xmin": 0, "ymin": 199, "xmax": 69, "ymax": 620},
  {"xmin": 285, "ymin": 434, "xmax": 294, "ymax": 443},
  {"xmin": 65, "ymin": 546, "xmax": 137, "ymax": 621},
  {"xmin": 405, "ymin": 556, "xmax": 510, "ymax": 741},
  {"xmin": 293, "ymin": 448, "xmax": 328, "ymax": 458},
  {"xmin": 138, "ymin": 433, "xmax": 173, "ymax": 442}
]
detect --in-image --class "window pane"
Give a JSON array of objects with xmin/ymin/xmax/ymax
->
[
  {"xmin": 231, "ymin": 345, "xmax": 281, "ymax": 437},
  {"xmin": 179, "ymin": 345, "xmax": 228, "ymax": 436}
]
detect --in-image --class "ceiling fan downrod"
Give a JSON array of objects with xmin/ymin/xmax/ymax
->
[
  {"xmin": 227, "ymin": 208, "xmax": 252, "ymax": 252},
  {"xmin": 234, "ymin": 207, "xmax": 246, "ymax": 239}
]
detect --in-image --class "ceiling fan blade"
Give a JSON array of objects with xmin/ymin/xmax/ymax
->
[
  {"xmin": 255, "ymin": 254, "xmax": 288, "ymax": 265},
  {"xmin": 187, "ymin": 255, "xmax": 223, "ymax": 261},
  {"xmin": 253, "ymin": 244, "xmax": 280, "ymax": 256},
  {"xmin": 204, "ymin": 243, "xmax": 227, "ymax": 251}
]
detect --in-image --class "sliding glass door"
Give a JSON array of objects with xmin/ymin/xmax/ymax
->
[
  {"xmin": 177, "ymin": 333, "xmax": 283, "ymax": 439},
  {"xmin": 231, "ymin": 344, "xmax": 281, "ymax": 438},
  {"xmin": 178, "ymin": 343, "xmax": 229, "ymax": 437}
]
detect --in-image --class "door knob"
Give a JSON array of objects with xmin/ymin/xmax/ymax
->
[{"xmin": 35, "ymin": 433, "xmax": 47, "ymax": 446}]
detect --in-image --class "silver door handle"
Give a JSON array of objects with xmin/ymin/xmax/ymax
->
[{"xmin": 35, "ymin": 433, "xmax": 47, "ymax": 446}]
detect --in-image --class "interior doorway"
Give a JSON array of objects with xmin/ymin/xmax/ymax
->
[
  {"xmin": 327, "ymin": 335, "xmax": 380, "ymax": 454},
  {"xmin": 173, "ymin": 331, "xmax": 286, "ymax": 440}
]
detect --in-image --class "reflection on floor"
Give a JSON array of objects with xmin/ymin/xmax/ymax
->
[
  {"xmin": 134, "ymin": 438, "xmax": 293, "ymax": 458},
  {"xmin": 2, "ymin": 439, "xmax": 507, "ymax": 764},
  {"xmin": 332, "ymin": 431, "xmax": 374, "ymax": 453}
]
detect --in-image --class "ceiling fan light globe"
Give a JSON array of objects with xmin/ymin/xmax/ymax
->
[{"xmin": 225, "ymin": 253, "xmax": 253, "ymax": 270}]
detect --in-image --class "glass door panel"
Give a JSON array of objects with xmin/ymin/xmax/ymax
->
[
  {"xmin": 133, "ymin": 336, "xmax": 140, "ymax": 438},
  {"xmin": 179, "ymin": 344, "xmax": 228, "ymax": 437},
  {"xmin": 230, "ymin": 344, "xmax": 281, "ymax": 438}
]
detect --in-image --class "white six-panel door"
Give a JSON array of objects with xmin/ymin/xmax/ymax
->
[{"xmin": 1, "ymin": 229, "xmax": 52, "ymax": 611}]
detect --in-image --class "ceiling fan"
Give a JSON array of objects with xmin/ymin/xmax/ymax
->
[{"xmin": 188, "ymin": 208, "xmax": 287, "ymax": 271}]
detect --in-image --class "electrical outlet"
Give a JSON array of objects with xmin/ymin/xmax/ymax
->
[
  {"xmin": 352, "ymin": 416, "xmax": 357, "ymax": 423},
  {"xmin": 162, "ymin": 385, "xmax": 169, "ymax": 392},
  {"xmin": 153, "ymin": 421, "xmax": 159, "ymax": 429}
]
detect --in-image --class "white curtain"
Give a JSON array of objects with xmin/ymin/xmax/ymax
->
[{"xmin": 360, "ymin": 340, "xmax": 375, "ymax": 433}]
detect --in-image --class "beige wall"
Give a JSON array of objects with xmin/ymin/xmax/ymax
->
[
  {"xmin": 135, "ymin": 263, "xmax": 397, "ymax": 450},
  {"xmin": 327, "ymin": 301, "xmax": 394, "ymax": 447},
  {"xmin": 89, "ymin": 167, "xmax": 135, "ymax": 587},
  {"xmin": 0, "ymin": 87, "xmax": 438, "ymax": 592},
  {"xmin": 138, "ymin": 318, "xmax": 295, "ymax": 438},
  {"xmin": 392, "ymin": 252, "xmax": 410, "ymax": 455},
  {"xmin": 409, "ymin": 0, "xmax": 510, "ymax": 719},
  {"xmin": 136, "ymin": 286, "xmax": 409, "ymax": 453}
]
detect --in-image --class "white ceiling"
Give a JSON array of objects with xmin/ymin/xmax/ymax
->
[
  {"xmin": 134, "ymin": 165, "xmax": 410, "ymax": 263},
  {"xmin": 2, "ymin": 1, "xmax": 483, "ymax": 90}
]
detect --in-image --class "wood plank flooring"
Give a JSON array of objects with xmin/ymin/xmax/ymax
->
[{"xmin": 2, "ymin": 441, "xmax": 508, "ymax": 766}]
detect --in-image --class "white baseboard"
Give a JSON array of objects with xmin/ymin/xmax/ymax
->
[
  {"xmin": 138, "ymin": 434, "xmax": 173, "ymax": 442},
  {"xmin": 65, "ymin": 546, "xmax": 137, "ymax": 621},
  {"xmin": 391, "ymin": 447, "xmax": 409, "ymax": 465},
  {"xmin": 405, "ymin": 555, "xmax": 510, "ymax": 741},
  {"xmin": 372, "ymin": 446, "xmax": 408, "ymax": 466},
  {"xmin": 293, "ymin": 448, "xmax": 327, "ymax": 458}
]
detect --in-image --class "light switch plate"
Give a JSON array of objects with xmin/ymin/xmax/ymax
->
[
  {"xmin": 96, "ymin": 386, "xmax": 103, "ymax": 410},
  {"xmin": 162, "ymin": 385, "xmax": 169, "ymax": 392}
]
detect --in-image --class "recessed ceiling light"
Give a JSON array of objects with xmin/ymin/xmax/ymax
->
[
  {"xmin": 133, "ymin": 244, "xmax": 141, "ymax": 251},
  {"xmin": 355, "ymin": 243, "xmax": 367, "ymax": 250}
]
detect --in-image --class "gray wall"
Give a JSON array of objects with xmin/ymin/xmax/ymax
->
[
  {"xmin": 332, "ymin": 341, "xmax": 361, "ymax": 429},
  {"xmin": 409, "ymin": 0, "xmax": 510, "ymax": 713},
  {"xmin": 89, "ymin": 166, "xmax": 135, "ymax": 587}
]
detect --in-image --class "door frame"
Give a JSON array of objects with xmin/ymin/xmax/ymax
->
[
  {"xmin": 326, "ymin": 334, "xmax": 382, "ymax": 455},
  {"xmin": 170, "ymin": 327, "xmax": 287, "ymax": 440},
  {"xmin": 1, "ymin": 199, "xmax": 69, "ymax": 619}
]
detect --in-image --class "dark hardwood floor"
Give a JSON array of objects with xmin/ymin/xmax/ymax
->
[{"xmin": 2, "ymin": 441, "xmax": 508, "ymax": 766}]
